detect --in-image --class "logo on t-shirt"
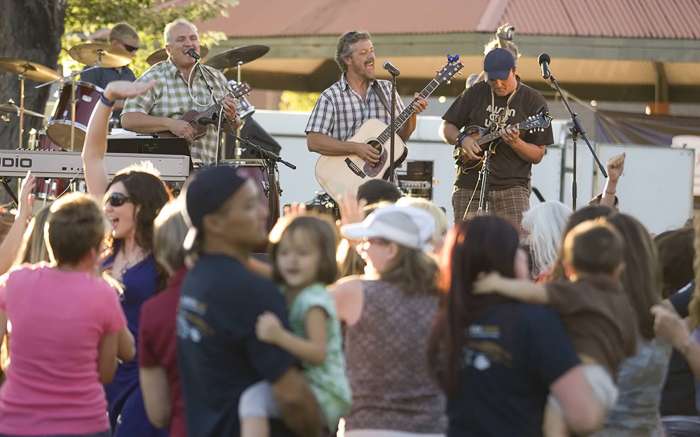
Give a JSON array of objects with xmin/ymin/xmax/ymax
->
[
  {"xmin": 462, "ymin": 324, "xmax": 513, "ymax": 370},
  {"xmin": 485, "ymin": 104, "xmax": 516, "ymax": 130}
]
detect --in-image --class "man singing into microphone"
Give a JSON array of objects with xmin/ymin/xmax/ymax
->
[
  {"xmin": 439, "ymin": 48, "xmax": 553, "ymax": 230},
  {"xmin": 306, "ymin": 31, "xmax": 427, "ymax": 166},
  {"xmin": 121, "ymin": 18, "xmax": 239, "ymax": 164}
]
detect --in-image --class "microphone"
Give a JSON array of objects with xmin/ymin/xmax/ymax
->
[
  {"xmin": 538, "ymin": 53, "xmax": 552, "ymax": 80},
  {"xmin": 383, "ymin": 60, "xmax": 400, "ymax": 76},
  {"xmin": 186, "ymin": 48, "xmax": 201, "ymax": 60}
]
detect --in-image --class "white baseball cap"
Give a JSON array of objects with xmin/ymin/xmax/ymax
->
[{"xmin": 340, "ymin": 204, "xmax": 435, "ymax": 250}]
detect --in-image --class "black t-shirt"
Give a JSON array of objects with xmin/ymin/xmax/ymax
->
[
  {"xmin": 177, "ymin": 254, "xmax": 297, "ymax": 437},
  {"xmin": 661, "ymin": 281, "xmax": 696, "ymax": 416},
  {"xmin": 442, "ymin": 80, "xmax": 554, "ymax": 189},
  {"xmin": 447, "ymin": 302, "xmax": 579, "ymax": 437}
]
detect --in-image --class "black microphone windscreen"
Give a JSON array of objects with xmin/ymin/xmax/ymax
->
[{"xmin": 538, "ymin": 53, "xmax": 551, "ymax": 65}]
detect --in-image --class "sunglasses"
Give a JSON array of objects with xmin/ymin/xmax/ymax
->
[
  {"xmin": 105, "ymin": 192, "xmax": 131, "ymax": 207},
  {"xmin": 123, "ymin": 43, "xmax": 139, "ymax": 53},
  {"xmin": 366, "ymin": 237, "xmax": 391, "ymax": 246}
]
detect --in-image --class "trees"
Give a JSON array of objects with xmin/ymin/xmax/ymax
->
[{"xmin": 0, "ymin": 0, "xmax": 235, "ymax": 150}]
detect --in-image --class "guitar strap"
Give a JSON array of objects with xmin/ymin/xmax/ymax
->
[
  {"xmin": 371, "ymin": 80, "xmax": 407, "ymax": 176},
  {"xmin": 371, "ymin": 81, "xmax": 393, "ymax": 116}
]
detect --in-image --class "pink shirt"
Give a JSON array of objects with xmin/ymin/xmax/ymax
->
[{"xmin": 0, "ymin": 264, "xmax": 126, "ymax": 435}]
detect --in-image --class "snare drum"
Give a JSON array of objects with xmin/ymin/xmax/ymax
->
[
  {"xmin": 47, "ymin": 81, "xmax": 103, "ymax": 151},
  {"xmin": 221, "ymin": 159, "xmax": 279, "ymax": 232}
]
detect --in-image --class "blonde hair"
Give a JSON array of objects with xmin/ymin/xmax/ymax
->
[
  {"xmin": 153, "ymin": 200, "xmax": 188, "ymax": 275},
  {"xmin": 164, "ymin": 18, "xmax": 198, "ymax": 44},
  {"xmin": 110, "ymin": 22, "xmax": 139, "ymax": 44},
  {"xmin": 396, "ymin": 197, "xmax": 448, "ymax": 246},
  {"xmin": 17, "ymin": 206, "xmax": 52, "ymax": 264}
]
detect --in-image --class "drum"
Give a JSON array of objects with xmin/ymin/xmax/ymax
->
[
  {"xmin": 305, "ymin": 192, "xmax": 340, "ymax": 220},
  {"xmin": 221, "ymin": 159, "xmax": 279, "ymax": 233},
  {"xmin": 36, "ymin": 132, "xmax": 64, "ymax": 151},
  {"xmin": 46, "ymin": 81, "xmax": 103, "ymax": 151},
  {"xmin": 34, "ymin": 177, "xmax": 71, "ymax": 202}
]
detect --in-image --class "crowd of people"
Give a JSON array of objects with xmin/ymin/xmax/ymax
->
[{"xmin": 0, "ymin": 17, "xmax": 698, "ymax": 437}]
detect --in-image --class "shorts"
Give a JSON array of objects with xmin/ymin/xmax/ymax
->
[
  {"xmin": 239, "ymin": 380, "xmax": 280, "ymax": 419},
  {"xmin": 549, "ymin": 364, "xmax": 618, "ymax": 411}
]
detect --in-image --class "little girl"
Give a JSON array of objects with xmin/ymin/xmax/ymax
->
[{"xmin": 239, "ymin": 214, "xmax": 351, "ymax": 435}]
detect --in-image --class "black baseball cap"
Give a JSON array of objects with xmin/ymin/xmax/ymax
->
[
  {"xmin": 484, "ymin": 48, "xmax": 515, "ymax": 81},
  {"xmin": 182, "ymin": 165, "xmax": 248, "ymax": 250}
]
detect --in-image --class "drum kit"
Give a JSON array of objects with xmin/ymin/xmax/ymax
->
[{"xmin": 0, "ymin": 41, "xmax": 285, "ymax": 223}]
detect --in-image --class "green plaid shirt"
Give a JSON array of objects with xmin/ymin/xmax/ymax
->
[{"xmin": 122, "ymin": 60, "xmax": 229, "ymax": 164}]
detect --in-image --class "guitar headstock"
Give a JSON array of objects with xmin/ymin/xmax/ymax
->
[
  {"xmin": 521, "ymin": 111, "xmax": 553, "ymax": 132},
  {"xmin": 434, "ymin": 55, "xmax": 464, "ymax": 84},
  {"xmin": 228, "ymin": 81, "xmax": 252, "ymax": 99}
]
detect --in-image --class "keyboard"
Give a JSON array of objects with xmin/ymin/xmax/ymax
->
[{"xmin": 0, "ymin": 149, "xmax": 190, "ymax": 181}]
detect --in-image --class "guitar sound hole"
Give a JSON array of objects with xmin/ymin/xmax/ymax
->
[{"xmin": 363, "ymin": 140, "xmax": 386, "ymax": 177}]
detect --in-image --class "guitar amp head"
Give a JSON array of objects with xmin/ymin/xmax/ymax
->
[{"xmin": 396, "ymin": 160, "xmax": 433, "ymax": 200}]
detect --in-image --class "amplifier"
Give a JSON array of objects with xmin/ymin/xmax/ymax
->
[{"xmin": 397, "ymin": 160, "xmax": 433, "ymax": 200}]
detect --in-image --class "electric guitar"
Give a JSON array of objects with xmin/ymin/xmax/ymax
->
[
  {"xmin": 157, "ymin": 82, "xmax": 251, "ymax": 141},
  {"xmin": 315, "ymin": 56, "xmax": 463, "ymax": 202},
  {"xmin": 453, "ymin": 111, "xmax": 553, "ymax": 173}
]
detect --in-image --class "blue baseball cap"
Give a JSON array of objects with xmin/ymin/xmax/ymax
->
[
  {"xmin": 182, "ymin": 165, "xmax": 248, "ymax": 250},
  {"xmin": 484, "ymin": 48, "xmax": 515, "ymax": 81}
]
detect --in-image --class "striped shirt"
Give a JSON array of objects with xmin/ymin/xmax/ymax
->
[
  {"xmin": 122, "ymin": 60, "xmax": 229, "ymax": 164},
  {"xmin": 305, "ymin": 74, "xmax": 405, "ymax": 141}
]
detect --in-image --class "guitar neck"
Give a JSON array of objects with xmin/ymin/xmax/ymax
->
[
  {"xmin": 376, "ymin": 78, "xmax": 441, "ymax": 144},
  {"xmin": 476, "ymin": 122, "xmax": 522, "ymax": 147}
]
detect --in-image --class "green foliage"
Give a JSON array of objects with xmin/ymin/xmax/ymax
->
[
  {"xmin": 61, "ymin": 0, "xmax": 236, "ymax": 76},
  {"xmin": 278, "ymin": 91, "xmax": 320, "ymax": 112}
]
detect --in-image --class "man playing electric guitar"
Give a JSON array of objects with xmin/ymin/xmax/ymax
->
[
  {"xmin": 440, "ymin": 48, "xmax": 553, "ymax": 229},
  {"xmin": 306, "ymin": 31, "xmax": 427, "ymax": 172},
  {"xmin": 121, "ymin": 18, "xmax": 240, "ymax": 164}
]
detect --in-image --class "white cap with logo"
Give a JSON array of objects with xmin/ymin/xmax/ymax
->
[{"xmin": 340, "ymin": 204, "xmax": 436, "ymax": 250}]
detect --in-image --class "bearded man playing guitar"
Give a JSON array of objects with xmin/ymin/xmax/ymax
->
[
  {"xmin": 306, "ymin": 31, "xmax": 428, "ymax": 197},
  {"xmin": 440, "ymin": 48, "xmax": 553, "ymax": 230},
  {"xmin": 121, "ymin": 18, "xmax": 239, "ymax": 164}
]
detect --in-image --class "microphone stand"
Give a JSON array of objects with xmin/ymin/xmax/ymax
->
[
  {"xmin": 233, "ymin": 134, "xmax": 296, "ymax": 170},
  {"xmin": 191, "ymin": 55, "xmax": 225, "ymax": 164},
  {"xmin": 544, "ymin": 70, "xmax": 607, "ymax": 209},
  {"xmin": 387, "ymin": 70, "xmax": 399, "ymax": 184}
]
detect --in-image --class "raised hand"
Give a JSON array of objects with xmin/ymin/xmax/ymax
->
[
  {"xmin": 338, "ymin": 192, "xmax": 367, "ymax": 227},
  {"xmin": 606, "ymin": 153, "xmax": 625, "ymax": 183},
  {"xmin": 17, "ymin": 171, "xmax": 35, "ymax": 222},
  {"xmin": 103, "ymin": 80, "xmax": 156, "ymax": 102}
]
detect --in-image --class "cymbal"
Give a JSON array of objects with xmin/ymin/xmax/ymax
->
[
  {"xmin": 68, "ymin": 43, "xmax": 132, "ymax": 68},
  {"xmin": 146, "ymin": 45, "xmax": 210, "ymax": 66},
  {"xmin": 0, "ymin": 102, "xmax": 45, "ymax": 118},
  {"xmin": 0, "ymin": 58, "xmax": 60, "ymax": 82},
  {"xmin": 206, "ymin": 45, "xmax": 269, "ymax": 70}
]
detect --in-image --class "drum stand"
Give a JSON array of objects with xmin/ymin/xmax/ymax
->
[
  {"xmin": 17, "ymin": 73, "xmax": 26, "ymax": 149},
  {"xmin": 234, "ymin": 61, "xmax": 244, "ymax": 159}
]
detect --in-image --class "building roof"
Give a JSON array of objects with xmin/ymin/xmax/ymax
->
[{"xmin": 197, "ymin": 0, "xmax": 700, "ymax": 40}]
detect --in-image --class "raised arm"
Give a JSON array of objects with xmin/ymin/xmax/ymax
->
[
  {"xmin": 474, "ymin": 272, "xmax": 549, "ymax": 304},
  {"xmin": 82, "ymin": 80, "xmax": 156, "ymax": 198},
  {"xmin": 0, "ymin": 173, "xmax": 34, "ymax": 274},
  {"xmin": 306, "ymin": 132, "xmax": 380, "ymax": 165},
  {"xmin": 652, "ymin": 304, "xmax": 700, "ymax": 378}
]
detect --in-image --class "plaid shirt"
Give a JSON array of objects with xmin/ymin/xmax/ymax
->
[
  {"xmin": 305, "ymin": 74, "xmax": 405, "ymax": 141},
  {"xmin": 122, "ymin": 60, "xmax": 229, "ymax": 164}
]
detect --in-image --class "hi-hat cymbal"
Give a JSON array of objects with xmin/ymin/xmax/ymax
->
[
  {"xmin": 206, "ymin": 45, "xmax": 269, "ymax": 70},
  {"xmin": 0, "ymin": 102, "xmax": 45, "ymax": 118},
  {"xmin": 146, "ymin": 45, "xmax": 210, "ymax": 66},
  {"xmin": 0, "ymin": 58, "xmax": 60, "ymax": 82},
  {"xmin": 68, "ymin": 43, "xmax": 132, "ymax": 68}
]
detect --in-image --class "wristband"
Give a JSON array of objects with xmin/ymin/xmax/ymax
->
[
  {"xmin": 455, "ymin": 131, "xmax": 469, "ymax": 147},
  {"xmin": 100, "ymin": 93, "xmax": 115, "ymax": 108}
]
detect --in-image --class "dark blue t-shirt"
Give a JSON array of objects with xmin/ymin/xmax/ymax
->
[
  {"xmin": 177, "ymin": 254, "xmax": 296, "ymax": 437},
  {"xmin": 447, "ymin": 302, "xmax": 579, "ymax": 437}
]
